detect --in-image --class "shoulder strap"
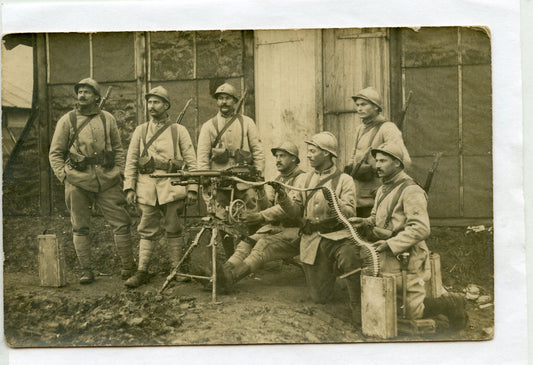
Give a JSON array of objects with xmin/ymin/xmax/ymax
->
[
  {"xmin": 304, "ymin": 170, "xmax": 342, "ymax": 209},
  {"xmin": 141, "ymin": 121, "xmax": 173, "ymax": 157},
  {"xmin": 376, "ymin": 179, "xmax": 417, "ymax": 229},
  {"xmin": 67, "ymin": 110, "xmax": 93, "ymax": 150},
  {"xmin": 211, "ymin": 114, "xmax": 240, "ymax": 148},
  {"xmin": 367, "ymin": 121, "xmax": 385, "ymax": 149}
]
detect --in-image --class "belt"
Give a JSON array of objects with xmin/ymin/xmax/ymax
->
[
  {"xmin": 299, "ymin": 218, "xmax": 343, "ymax": 235},
  {"xmin": 84, "ymin": 153, "xmax": 105, "ymax": 165}
]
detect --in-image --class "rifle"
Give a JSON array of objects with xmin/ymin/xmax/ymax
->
[
  {"xmin": 235, "ymin": 88, "xmax": 248, "ymax": 116},
  {"xmin": 423, "ymin": 152, "xmax": 443, "ymax": 193},
  {"xmin": 176, "ymin": 98, "xmax": 193, "ymax": 125},
  {"xmin": 98, "ymin": 86, "xmax": 113, "ymax": 110},
  {"xmin": 397, "ymin": 90, "xmax": 413, "ymax": 131}
]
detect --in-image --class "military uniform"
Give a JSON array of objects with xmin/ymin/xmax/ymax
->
[
  {"xmin": 196, "ymin": 83, "xmax": 265, "ymax": 220},
  {"xmin": 367, "ymin": 169, "xmax": 430, "ymax": 319},
  {"xmin": 348, "ymin": 87, "xmax": 410, "ymax": 216},
  {"xmin": 226, "ymin": 165, "xmax": 305, "ymax": 273},
  {"xmin": 286, "ymin": 165, "xmax": 359, "ymax": 304},
  {"xmin": 49, "ymin": 78, "xmax": 134, "ymax": 283},
  {"xmin": 123, "ymin": 86, "xmax": 198, "ymax": 287}
]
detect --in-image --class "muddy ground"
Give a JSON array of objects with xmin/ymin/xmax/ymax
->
[{"xmin": 3, "ymin": 216, "xmax": 494, "ymax": 347}]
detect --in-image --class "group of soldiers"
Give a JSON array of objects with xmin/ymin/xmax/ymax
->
[{"xmin": 48, "ymin": 78, "xmax": 467, "ymax": 330}]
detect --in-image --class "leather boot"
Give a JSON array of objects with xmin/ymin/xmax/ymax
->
[
  {"xmin": 423, "ymin": 293, "xmax": 468, "ymax": 330},
  {"xmin": 114, "ymin": 234, "xmax": 136, "ymax": 280},
  {"xmin": 226, "ymin": 240, "xmax": 252, "ymax": 267},
  {"xmin": 344, "ymin": 273, "xmax": 362, "ymax": 327},
  {"xmin": 223, "ymin": 261, "xmax": 251, "ymax": 287},
  {"xmin": 73, "ymin": 235, "xmax": 94, "ymax": 284},
  {"xmin": 168, "ymin": 236, "xmax": 190, "ymax": 282},
  {"xmin": 124, "ymin": 270, "xmax": 150, "ymax": 288},
  {"xmin": 124, "ymin": 239, "xmax": 155, "ymax": 288}
]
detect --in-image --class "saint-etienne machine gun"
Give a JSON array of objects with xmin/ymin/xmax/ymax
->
[{"xmin": 151, "ymin": 164, "xmax": 262, "ymax": 301}]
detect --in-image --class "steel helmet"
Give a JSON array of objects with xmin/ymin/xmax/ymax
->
[
  {"xmin": 74, "ymin": 78, "xmax": 101, "ymax": 97},
  {"xmin": 305, "ymin": 132, "xmax": 338, "ymax": 158},
  {"xmin": 145, "ymin": 86, "xmax": 171, "ymax": 108},
  {"xmin": 371, "ymin": 142, "xmax": 409, "ymax": 168},
  {"xmin": 214, "ymin": 83, "xmax": 239, "ymax": 101},
  {"xmin": 351, "ymin": 87, "xmax": 382, "ymax": 111},
  {"xmin": 271, "ymin": 141, "xmax": 300, "ymax": 164}
]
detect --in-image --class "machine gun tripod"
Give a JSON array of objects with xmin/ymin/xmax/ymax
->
[{"xmin": 151, "ymin": 165, "xmax": 263, "ymax": 302}]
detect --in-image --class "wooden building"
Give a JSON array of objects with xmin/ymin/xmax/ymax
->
[{"xmin": 7, "ymin": 27, "xmax": 492, "ymax": 224}]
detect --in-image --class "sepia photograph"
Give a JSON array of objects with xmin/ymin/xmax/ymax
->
[{"xmin": 1, "ymin": 26, "xmax": 495, "ymax": 348}]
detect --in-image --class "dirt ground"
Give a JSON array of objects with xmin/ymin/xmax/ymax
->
[{"xmin": 2, "ymin": 216, "xmax": 494, "ymax": 347}]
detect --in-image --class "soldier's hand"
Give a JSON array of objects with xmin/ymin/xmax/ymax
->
[
  {"xmin": 372, "ymin": 240, "xmax": 389, "ymax": 253},
  {"xmin": 186, "ymin": 191, "xmax": 198, "ymax": 206},
  {"xmin": 242, "ymin": 212, "xmax": 265, "ymax": 225},
  {"xmin": 126, "ymin": 190, "xmax": 137, "ymax": 205},
  {"xmin": 348, "ymin": 217, "xmax": 365, "ymax": 226}
]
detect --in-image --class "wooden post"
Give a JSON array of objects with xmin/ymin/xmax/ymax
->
[
  {"xmin": 36, "ymin": 33, "xmax": 52, "ymax": 216},
  {"xmin": 38, "ymin": 234, "xmax": 66, "ymax": 287}
]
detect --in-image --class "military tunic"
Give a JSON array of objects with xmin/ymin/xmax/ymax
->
[
  {"xmin": 348, "ymin": 114, "xmax": 410, "ymax": 210},
  {"xmin": 49, "ymin": 105, "xmax": 131, "ymax": 236},
  {"xmin": 124, "ymin": 116, "xmax": 198, "ymax": 239}
]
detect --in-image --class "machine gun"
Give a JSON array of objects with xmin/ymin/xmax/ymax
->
[{"xmin": 151, "ymin": 164, "xmax": 262, "ymax": 186}]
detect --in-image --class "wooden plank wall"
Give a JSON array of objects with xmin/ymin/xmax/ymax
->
[
  {"xmin": 322, "ymin": 28, "xmax": 390, "ymax": 170},
  {"xmin": 254, "ymin": 29, "xmax": 322, "ymax": 179}
]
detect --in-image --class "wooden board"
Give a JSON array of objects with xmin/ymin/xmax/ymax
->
[
  {"xmin": 361, "ymin": 274, "xmax": 397, "ymax": 339},
  {"xmin": 38, "ymin": 234, "xmax": 66, "ymax": 287},
  {"xmin": 425, "ymin": 252, "xmax": 447, "ymax": 299}
]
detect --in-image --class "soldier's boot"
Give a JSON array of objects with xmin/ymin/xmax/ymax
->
[
  {"xmin": 73, "ymin": 235, "xmax": 94, "ymax": 284},
  {"xmin": 168, "ymin": 236, "xmax": 190, "ymax": 282},
  {"xmin": 423, "ymin": 293, "xmax": 468, "ymax": 330},
  {"xmin": 125, "ymin": 239, "xmax": 154, "ymax": 288},
  {"xmin": 345, "ymin": 273, "xmax": 362, "ymax": 326},
  {"xmin": 225, "ymin": 240, "xmax": 252, "ymax": 268},
  {"xmin": 222, "ymin": 261, "xmax": 251, "ymax": 287},
  {"xmin": 114, "ymin": 234, "xmax": 136, "ymax": 280}
]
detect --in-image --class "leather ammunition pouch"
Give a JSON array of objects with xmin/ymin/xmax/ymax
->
[
  {"xmin": 353, "ymin": 163, "xmax": 376, "ymax": 182},
  {"xmin": 234, "ymin": 149, "xmax": 253, "ymax": 165},
  {"xmin": 138, "ymin": 155, "xmax": 155, "ymax": 174},
  {"xmin": 67, "ymin": 152, "xmax": 88, "ymax": 171},
  {"xmin": 299, "ymin": 218, "xmax": 343, "ymax": 236},
  {"xmin": 101, "ymin": 150, "xmax": 115, "ymax": 169},
  {"xmin": 211, "ymin": 147, "xmax": 230, "ymax": 164}
]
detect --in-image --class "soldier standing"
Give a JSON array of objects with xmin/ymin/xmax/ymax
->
[
  {"xmin": 346, "ymin": 87, "xmax": 410, "ymax": 217},
  {"xmin": 49, "ymin": 78, "xmax": 134, "ymax": 285},
  {"xmin": 123, "ymin": 86, "xmax": 198, "ymax": 288},
  {"xmin": 222, "ymin": 141, "xmax": 305, "ymax": 284},
  {"xmin": 350, "ymin": 142, "xmax": 467, "ymax": 329},
  {"xmin": 196, "ymin": 83, "xmax": 265, "ymax": 221}
]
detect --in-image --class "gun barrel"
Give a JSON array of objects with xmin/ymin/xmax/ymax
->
[{"xmin": 150, "ymin": 170, "xmax": 223, "ymax": 179}]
